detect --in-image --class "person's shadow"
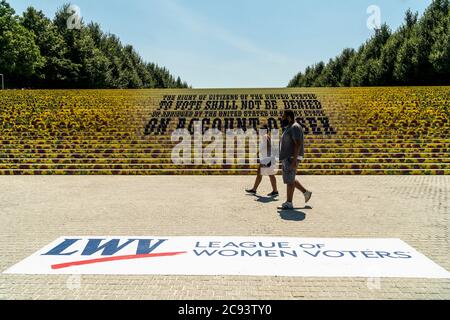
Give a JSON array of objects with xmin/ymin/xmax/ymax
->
[
  {"xmin": 254, "ymin": 195, "xmax": 279, "ymax": 203},
  {"xmin": 245, "ymin": 193, "xmax": 311, "ymax": 221},
  {"xmin": 245, "ymin": 193, "xmax": 279, "ymax": 203},
  {"xmin": 277, "ymin": 206, "xmax": 312, "ymax": 221}
]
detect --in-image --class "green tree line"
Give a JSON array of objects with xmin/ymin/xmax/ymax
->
[
  {"xmin": 288, "ymin": 0, "xmax": 449, "ymax": 87},
  {"xmin": 0, "ymin": 1, "xmax": 189, "ymax": 89}
]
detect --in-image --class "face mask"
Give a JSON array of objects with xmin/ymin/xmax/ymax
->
[{"xmin": 281, "ymin": 119, "xmax": 290, "ymax": 128}]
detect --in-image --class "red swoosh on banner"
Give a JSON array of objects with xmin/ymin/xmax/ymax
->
[{"xmin": 51, "ymin": 251, "xmax": 188, "ymax": 270}]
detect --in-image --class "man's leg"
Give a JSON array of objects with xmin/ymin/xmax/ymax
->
[
  {"xmin": 286, "ymin": 182, "xmax": 295, "ymax": 203},
  {"xmin": 295, "ymin": 179, "xmax": 307, "ymax": 194},
  {"xmin": 295, "ymin": 177, "xmax": 312, "ymax": 203},
  {"xmin": 282, "ymin": 159, "xmax": 296, "ymax": 206}
]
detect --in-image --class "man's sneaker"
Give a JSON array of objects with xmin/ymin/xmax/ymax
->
[
  {"xmin": 304, "ymin": 190, "xmax": 312, "ymax": 203},
  {"xmin": 245, "ymin": 189, "xmax": 257, "ymax": 195},
  {"xmin": 267, "ymin": 191, "xmax": 279, "ymax": 197},
  {"xmin": 281, "ymin": 202, "xmax": 294, "ymax": 210}
]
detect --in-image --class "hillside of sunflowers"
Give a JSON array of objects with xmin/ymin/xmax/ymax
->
[{"xmin": 0, "ymin": 87, "xmax": 448, "ymax": 175}]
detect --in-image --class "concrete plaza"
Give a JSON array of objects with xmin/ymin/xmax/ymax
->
[{"xmin": 0, "ymin": 175, "xmax": 449, "ymax": 300}]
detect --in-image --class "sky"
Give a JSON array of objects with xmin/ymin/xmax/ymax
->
[{"xmin": 11, "ymin": 0, "xmax": 432, "ymax": 88}]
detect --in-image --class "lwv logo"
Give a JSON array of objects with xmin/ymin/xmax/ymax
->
[{"xmin": 42, "ymin": 238, "xmax": 186, "ymax": 270}]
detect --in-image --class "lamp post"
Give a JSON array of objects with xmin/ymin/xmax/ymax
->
[{"xmin": 0, "ymin": 74, "xmax": 4, "ymax": 90}]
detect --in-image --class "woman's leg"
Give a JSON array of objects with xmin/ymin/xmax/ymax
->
[
  {"xmin": 269, "ymin": 175, "xmax": 278, "ymax": 193},
  {"xmin": 251, "ymin": 167, "xmax": 263, "ymax": 191}
]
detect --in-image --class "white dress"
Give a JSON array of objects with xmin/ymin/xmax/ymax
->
[{"xmin": 259, "ymin": 135, "xmax": 278, "ymax": 176}]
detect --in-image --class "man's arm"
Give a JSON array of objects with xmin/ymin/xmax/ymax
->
[
  {"xmin": 291, "ymin": 139, "xmax": 301, "ymax": 170},
  {"xmin": 290, "ymin": 125, "xmax": 303, "ymax": 169}
]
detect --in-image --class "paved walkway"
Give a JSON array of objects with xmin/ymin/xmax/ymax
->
[{"xmin": 1, "ymin": 176, "xmax": 449, "ymax": 299}]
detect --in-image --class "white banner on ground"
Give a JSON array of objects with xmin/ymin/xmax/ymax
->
[{"xmin": 3, "ymin": 236, "xmax": 450, "ymax": 278}]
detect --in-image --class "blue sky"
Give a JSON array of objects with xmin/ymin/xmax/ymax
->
[{"xmin": 11, "ymin": 0, "xmax": 432, "ymax": 88}]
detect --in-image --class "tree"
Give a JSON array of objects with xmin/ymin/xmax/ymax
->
[
  {"xmin": 350, "ymin": 24, "xmax": 391, "ymax": 86},
  {"xmin": 0, "ymin": 0, "xmax": 43, "ymax": 87},
  {"xmin": 1, "ymin": 0, "xmax": 190, "ymax": 89},
  {"xmin": 427, "ymin": 0, "xmax": 449, "ymax": 83},
  {"xmin": 379, "ymin": 10, "xmax": 418, "ymax": 85},
  {"xmin": 288, "ymin": 0, "xmax": 449, "ymax": 87},
  {"xmin": 20, "ymin": 7, "xmax": 77, "ymax": 87},
  {"xmin": 341, "ymin": 47, "xmax": 361, "ymax": 86}
]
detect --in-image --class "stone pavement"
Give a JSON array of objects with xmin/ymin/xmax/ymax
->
[{"xmin": 0, "ymin": 175, "xmax": 449, "ymax": 300}]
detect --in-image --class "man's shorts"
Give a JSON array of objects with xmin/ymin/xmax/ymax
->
[{"xmin": 282, "ymin": 158, "xmax": 298, "ymax": 184}]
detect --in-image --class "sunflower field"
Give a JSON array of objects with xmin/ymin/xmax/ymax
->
[{"xmin": 0, "ymin": 87, "xmax": 448, "ymax": 175}]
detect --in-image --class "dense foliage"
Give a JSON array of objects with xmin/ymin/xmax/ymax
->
[
  {"xmin": 289, "ymin": 0, "xmax": 449, "ymax": 87},
  {"xmin": 0, "ymin": 1, "xmax": 189, "ymax": 89}
]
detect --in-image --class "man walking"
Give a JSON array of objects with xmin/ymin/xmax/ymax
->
[{"xmin": 279, "ymin": 110, "xmax": 312, "ymax": 210}]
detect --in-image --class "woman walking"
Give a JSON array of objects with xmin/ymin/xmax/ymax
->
[{"xmin": 245, "ymin": 125, "xmax": 279, "ymax": 197}]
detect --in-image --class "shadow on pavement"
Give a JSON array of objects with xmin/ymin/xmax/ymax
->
[
  {"xmin": 254, "ymin": 195, "xmax": 279, "ymax": 203},
  {"xmin": 277, "ymin": 210, "xmax": 306, "ymax": 221}
]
